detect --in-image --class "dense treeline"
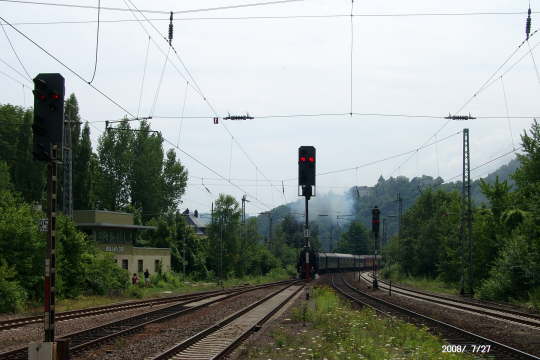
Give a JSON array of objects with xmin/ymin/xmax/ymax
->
[
  {"xmin": 0, "ymin": 99, "xmax": 292, "ymax": 312},
  {"xmin": 383, "ymin": 121, "xmax": 540, "ymax": 307}
]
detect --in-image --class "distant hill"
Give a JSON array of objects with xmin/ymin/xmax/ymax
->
[{"xmin": 257, "ymin": 157, "xmax": 521, "ymax": 251}]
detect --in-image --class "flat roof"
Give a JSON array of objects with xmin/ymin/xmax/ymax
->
[{"xmin": 76, "ymin": 223, "xmax": 157, "ymax": 230}]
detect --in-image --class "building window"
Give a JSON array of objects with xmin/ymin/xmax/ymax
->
[
  {"xmin": 155, "ymin": 259, "xmax": 161, "ymax": 273},
  {"xmin": 138, "ymin": 259, "xmax": 143, "ymax": 273},
  {"xmin": 122, "ymin": 259, "xmax": 128, "ymax": 270}
]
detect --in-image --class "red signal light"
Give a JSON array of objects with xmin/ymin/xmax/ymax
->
[
  {"xmin": 39, "ymin": 94, "xmax": 46, "ymax": 101},
  {"xmin": 300, "ymin": 156, "xmax": 306, "ymax": 162},
  {"xmin": 308, "ymin": 156, "xmax": 314, "ymax": 162},
  {"xmin": 51, "ymin": 93, "xmax": 60, "ymax": 100}
]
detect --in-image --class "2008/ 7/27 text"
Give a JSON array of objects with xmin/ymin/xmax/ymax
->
[{"xmin": 442, "ymin": 344, "xmax": 491, "ymax": 353}]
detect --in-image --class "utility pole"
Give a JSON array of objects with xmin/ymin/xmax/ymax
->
[
  {"xmin": 371, "ymin": 206, "xmax": 380, "ymax": 289},
  {"xmin": 396, "ymin": 192, "xmax": 403, "ymax": 253},
  {"xmin": 460, "ymin": 128, "xmax": 473, "ymax": 297},
  {"xmin": 219, "ymin": 213, "xmax": 223, "ymax": 288},
  {"xmin": 382, "ymin": 218, "xmax": 386, "ymax": 247}
]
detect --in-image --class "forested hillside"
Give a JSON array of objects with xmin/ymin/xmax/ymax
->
[{"xmin": 258, "ymin": 154, "xmax": 521, "ymax": 253}]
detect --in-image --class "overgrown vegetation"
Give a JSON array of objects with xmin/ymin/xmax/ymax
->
[
  {"xmin": 243, "ymin": 286, "xmax": 473, "ymax": 359},
  {"xmin": 383, "ymin": 121, "xmax": 540, "ymax": 309},
  {"xmin": 0, "ymin": 100, "xmax": 293, "ymax": 313}
]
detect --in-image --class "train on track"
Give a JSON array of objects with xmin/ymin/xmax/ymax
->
[{"xmin": 297, "ymin": 247, "xmax": 380, "ymax": 279}]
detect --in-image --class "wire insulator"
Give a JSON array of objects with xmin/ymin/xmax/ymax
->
[
  {"xmin": 526, "ymin": 7, "xmax": 532, "ymax": 40},
  {"xmin": 168, "ymin": 11, "xmax": 173, "ymax": 46}
]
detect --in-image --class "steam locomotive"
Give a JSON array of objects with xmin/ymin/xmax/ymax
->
[{"xmin": 298, "ymin": 247, "xmax": 380, "ymax": 279}]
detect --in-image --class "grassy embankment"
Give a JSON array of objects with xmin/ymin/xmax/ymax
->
[
  {"xmin": 380, "ymin": 268, "xmax": 539, "ymax": 311},
  {"xmin": 23, "ymin": 267, "xmax": 294, "ymax": 314},
  {"xmin": 381, "ymin": 272, "xmax": 460, "ymax": 296},
  {"xmin": 241, "ymin": 286, "xmax": 475, "ymax": 360}
]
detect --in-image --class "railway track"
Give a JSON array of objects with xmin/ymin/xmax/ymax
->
[
  {"xmin": 0, "ymin": 280, "xmax": 295, "ymax": 360},
  {"xmin": 359, "ymin": 272, "xmax": 540, "ymax": 329},
  {"xmin": 148, "ymin": 281, "xmax": 303, "ymax": 360},
  {"xmin": 332, "ymin": 274, "xmax": 540, "ymax": 360},
  {"xmin": 0, "ymin": 281, "xmax": 291, "ymax": 332}
]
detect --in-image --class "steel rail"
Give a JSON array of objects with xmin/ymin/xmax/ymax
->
[
  {"xmin": 0, "ymin": 280, "xmax": 293, "ymax": 332},
  {"xmin": 332, "ymin": 274, "xmax": 540, "ymax": 360},
  {"xmin": 360, "ymin": 272, "xmax": 540, "ymax": 327},
  {"xmin": 0, "ymin": 280, "xmax": 295, "ymax": 360},
  {"xmin": 150, "ymin": 281, "xmax": 303, "ymax": 360}
]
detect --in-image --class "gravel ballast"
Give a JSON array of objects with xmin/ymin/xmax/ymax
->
[{"xmin": 73, "ymin": 285, "xmax": 288, "ymax": 360}]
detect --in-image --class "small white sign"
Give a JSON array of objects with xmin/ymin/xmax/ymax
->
[
  {"xmin": 304, "ymin": 229, "xmax": 310, "ymax": 238},
  {"xmin": 39, "ymin": 219, "xmax": 48, "ymax": 232}
]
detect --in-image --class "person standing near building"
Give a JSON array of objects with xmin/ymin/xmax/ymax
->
[
  {"xmin": 131, "ymin": 273, "xmax": 138, "ymax": 285},
  {"xmin": 144, "ymin": 269, "xmax": 150, "ymax": 286}
]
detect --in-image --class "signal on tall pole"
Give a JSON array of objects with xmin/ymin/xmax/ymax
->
[
  {"xmin": 31, "ymin": 73, "xmax": 65, "ymax": 351},
  {"xmin": 32, "ymin": 73, "xmax": 65, "ymax": 161},
  {"xmin": 299, "ymin": 146, "xmax": 316, "ymax": 281},
  {"xmin": 371, "ymin": 206, "xmax": 381, "ymax": 289}
]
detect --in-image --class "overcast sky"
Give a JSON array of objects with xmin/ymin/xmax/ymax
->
[{"xmin": 1, "ymin": 0, "xmax": 539, "ymax": 215}]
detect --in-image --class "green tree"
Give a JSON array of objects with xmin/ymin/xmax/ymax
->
[
  {"xmin": 161, "ymin": 149, "xmax": 188, "ymax": 213},
  {"xmin": 7, "ymin": 108, "xmax": 46, "ymax": 203},
  {"xmin": 130, "ymin": 120, "xmax": 164, "ymax": 219},
  {"xmin": 0, "ymin": 188, "xmax": 44, "ymax": 300},
  {"xmin": 64, "ymin": 94, "xmax": 82, "ymax": 150},
  {"xmin": 73, "ymin": 122, "xmax": 95, "ymax": 209},
  {"xmin": 207, "ymin": 194, "xmax": 242, "ymax": 278},
  {"xmin": 335, "ymin": 221, "xmax": 369, "ymax": 255},
  {"xmin": 96, "ymin": 119, "xmax": 134, "ymax": 211}
]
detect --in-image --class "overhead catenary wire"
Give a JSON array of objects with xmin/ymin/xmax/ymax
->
[
  {"xmin": 4, "ymin": 10, "xmax": 540, "ymax": 26},
  {"xmin": 149, "ymin": 46, "xmax": 170, "ymax": 117},
  {"xmin": 87, "ymin": 0, "xmax": 101, "ymax": 84},
  {"xmin": 1, "ymin": 22, "xmax": 31, "ymax": 81},
  {"xmin": 479, "ymin": 37, "xmax": 540, "ymax": 94},
  {"xmin": 500, "ymin": 77, "xmax": 516, "ymax": 150},
  {"xmin": 387, "ymin": 26, "xmax": 540, "ymax": 180},
  {"xmin": 137, "ymin": 36, "xmax": 151, "ymax": 118},
  {"xmin": 176, "ymin": 81, "xmax": 189, "ymax": 148},
  {"xmin": 528, "ymin": 41, "xmax": 540, "ymax": 83},
  {"xmin": 0, "ymin": 68, "xmax": 28, "ymax": 86},
  {"xmin": 349, "ymin": 0, "xmax": 354, "ymax": 116},
  {"xmin": 121, "ymin": 0, "xmax": 206, "ymax": 100},
  {"xmin": 0, "ymin": 14, "xmax": 274, "ymax": 212},
  {"xmin": 443, "ymin": 147, "xmax": 522, "ymax": 183},
  {"xmin": 0, "ymin": 15, "xmax": 134, "ymax": 115},
  {"xmin": 0, "ymin": 57, "xmax": 32, "ymax": 84},
  {"xmin": 279, "ymin": 130, "xmax": 462, "ymax": 181},
  {"xmin": 0, "ymin": 0, "xmax": 304, "ymax": 15},
  {"xmin": 86, "ymin": 119, "xmax": 274, "ymax": 212},
  {"xmin": 122, "ymin": 0, "xmax": 285, "ymax": 204},
  {"xmin": 455, "ymin": 27, "xmax": 540, "ymax": 115}
]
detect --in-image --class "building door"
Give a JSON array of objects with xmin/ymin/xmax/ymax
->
[{"xmin": 138, "ymin": 259, "xmax": 143, "ymax": 273}]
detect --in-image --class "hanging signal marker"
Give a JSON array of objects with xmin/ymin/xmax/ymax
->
[
  {"xmin": 168, "ymin": 11, "xmax": 173, "ymax": 46},
  {"xmin": 445, "ymin": 113, "xmax": 476, "ymax": 121},
  {"xmin": 526, "ymin": 6, "xmax": 532, "ymax": 40},
  {"xmin": 224, "ymin": 112, "xmax": 254, "ymax": 120}
]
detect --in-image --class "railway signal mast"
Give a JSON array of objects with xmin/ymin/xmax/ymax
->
[
  {"xmin": 298, "ymin": 146, "xmax": 316, "ymax": 281},
  {"xmin": 371, "ymin": 206, "xmax": 381, "ymax": 289},
  {"xmin": 31, "ymin": 73, "xmax": 66, "ymax": 358}
]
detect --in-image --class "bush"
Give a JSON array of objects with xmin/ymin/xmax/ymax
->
[
  {"xmin": 126, "ymin": 285, "xmax": 144, "ymax": 299},
  {"xmin": 0, "ymin": 261, "xmax": 26, "ymax": 313},
  {"xmin": 83, "ymin": 251, "xmax": 129, "ymax": 296},
  {"xmin": 527, "ymin": 287, "xmax": 540, "ymax": 311}
]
